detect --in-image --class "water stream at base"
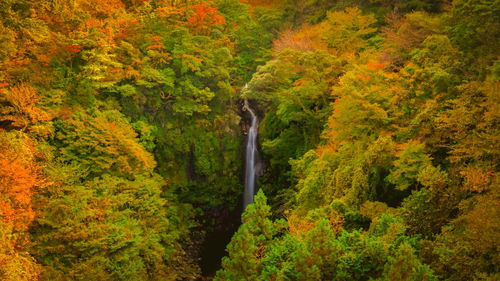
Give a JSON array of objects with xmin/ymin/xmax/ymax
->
[{"xmin": 243, "ymin": 98, "xmax": 259, "ymax": 209}]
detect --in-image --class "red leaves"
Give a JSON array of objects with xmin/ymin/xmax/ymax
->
[
  {"xmin": 85, "ymin": 19, "xmax": 97, "ymax": 28},
  {"xmin": 367, "ymin": 61, "xmax": 386, "ymax": 70},
  {"xmin": 147, "ymin": 35, "xmax": 166, "ymax": 51},
  {"xmin": 147, "ymin": 44, "xmax": 166, "ymax": 51},
  {"xmin": 187, "ymin": 2, "xmax": 225, "ymax": 34},
  {"xmin": 155, "ymin": 3, "xmax": 225, "ymax": 35},
  {"xmin": 66, "ymin": 44, "xmax": 83, "ymax": 53},
  {"xmin": 0, "ymin": 83, "xmax": 8, "ymax": 94}
]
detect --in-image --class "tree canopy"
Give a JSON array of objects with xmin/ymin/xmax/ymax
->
[{"xmin": 0, "ymin": 0, "xmax": 498, "ymax": 280}]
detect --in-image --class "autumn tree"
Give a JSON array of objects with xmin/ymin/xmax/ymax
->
[
  {"xmin": 216, "ymin": 190, "xmax": 280, "ymax": 280},
  {"xmin": 0, "ymin": 131, "xmax": 42, "ymax": 281},
  {"xmin": 0, "ymin": 83, "xmax": 52, "ymax": 132},
  {"xmin": 187, "ymin": 2, "xmax": 226, "ymax": 35}
]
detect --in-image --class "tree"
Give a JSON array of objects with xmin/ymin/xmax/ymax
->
[
  {"xmin": 53, "ymin": 110, "xmax": 155, "ymax": 177},
  {"xmin": 433, "ymin": 184, "xmax": 500, "ymax": 280},
  {"xmin": 187, "ymin": 2, "xmax": 225, "ymax": 35},
  {"xmin": 32, "ymin": 168, "xmax": 192, "ymax": 280},
  {"xmin": 379, "ymin": 242, "xmax": 437, "ymax": 281},
  {"xmin": 216, "ymin": 190, "xmax": 279, "ymax": 280},
  {"xmin": 321, "ymin": 7, "xmax": 379, "ymax": 58},
  {"xmin": 0, "ymin": 131, "xmax": 42, "ymax": 281},
  {"xmin": 386, "ymin": 141, "xmax": 432, "ymax": 191},
  {"xmin": 448, "ymin": 0, "xmax": 500, "ymax": 75},
  {"xmin": 0, "ymin": 83, "xmax": 52, "ymax": 131},
  {"xmin": 381, "ymin": 11, "xmax": 443, "ymax": 69},
  {"xmin": 399, "ymin": 164, "xmax": 457, "ymax": 238}
]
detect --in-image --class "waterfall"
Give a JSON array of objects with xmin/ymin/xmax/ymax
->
[{"xmin": 243, "ymin": 98, "xmax": 259, "ymax": 209}]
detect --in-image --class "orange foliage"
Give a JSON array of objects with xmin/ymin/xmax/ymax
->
[
  {"xmin": 76, "ymin": 0, "xmax": 126, "ymax": 18},
  {"xmin": 0, "ymin": 160, "xmax": 37, "ymax": 231},
  {"xmin": 315, "ymin": 142, "xmax": 338, "ymax": 156},
  {"xmin": 156, "ymin": 6, "xmax": 186, "ymax": 24},
  {"xmin": 66, "ymin": 44, "xmax": 83, "ymax": 53},
  {"xmin": 273, "ymin": 26, "xmax": 327, "ymax": 52},
  {"xmin": 187, "ymin": 2, "xmax": 225, "ymax": 34},
  {"xmin": 0, "ymin": 132, "xmax": 42, "ymax": 281},
  {"xmin": 461, "ymin": 166, "xmax": 495, "ymax": 193},
  {"xmin": 239, "ymin": 0, "xmax": 280, "ymax": 8},
  {"xmin": 0, "ymin": 83, "xmax": 52, "ymax": 130},
  {"xmin": 0, "ymin": 83, "xmax": 8, "ymax": 93},
  {"xmin": 146, "ymin": 35, "xmax": 173, "ymax": 67},
  {"xmin": 147, "ymin": 35, "xmax": 167, "ymax": 51},
  {"xmin": 0, "ymin": 133, "xmax": 43, "ymax": 235},
  {"xmin": 288, "ymin": 211, "xmax": 343, "ymax": 240},
  {"xmin": 356, "ymin": 73, "xmax": 372, "ymax": 81},
  {"xmin": 367, "ymin": 61, "xmax": 386, "ymax": 70}
]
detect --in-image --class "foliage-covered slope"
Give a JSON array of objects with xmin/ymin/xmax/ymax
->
[
  {"xmin": 221, "ymin": 1, "xmax": 500, "ymax": 280},
  {"xmin": 0, "ymin": 0, "xmax": 279, "ymax": 279}
]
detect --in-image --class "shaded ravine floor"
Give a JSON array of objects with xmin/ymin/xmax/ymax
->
[{"xmin": 199, "ymin": 204, "xmax": 242, "ymax": 279}]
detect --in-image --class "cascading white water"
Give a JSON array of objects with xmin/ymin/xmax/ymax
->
[{"xmin": 243, "ymin": 98, "xmax": 259, "ymax": 209}]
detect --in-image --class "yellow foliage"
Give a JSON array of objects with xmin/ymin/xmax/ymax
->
[
  {"xmin": 461, "ymin": 166, "xmax": 495, "ymax": 193},
  {"xmin": 0, "ymin": 83, "xmax": 52, "ymax": 130},
  {"xmin": 288, "ymin": 209, "xmax": 343, "ymax": 241}
]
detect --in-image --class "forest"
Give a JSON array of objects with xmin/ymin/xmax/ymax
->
[{"xmin": 0, "ymin": 0, "xmax": 498, "ymax": 280}]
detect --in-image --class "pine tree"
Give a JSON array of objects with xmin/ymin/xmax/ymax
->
[{"xmin": 216, "ymin": 190, "xmax": 277, "ymax": 280}]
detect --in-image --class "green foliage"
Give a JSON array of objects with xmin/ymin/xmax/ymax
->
[
  {"xmin": 378, "ymin": 242, "xmax": 437, "ymax": 281},
  {"xmin": 216, "ymin": 190, "xmax": 280, "ymax": 281},
  {"xmin": 370, "ymin": 0, "xmax": 447, "ymax": 12},
  {"xmin": 322, "ymin": 7, "xmax": 379, "ymax": 56},
  {"xmin": 218, "ymin": 204, "xmax": 435, "ymax": 280},
  {"xmin": 53, "ymin": 110, "xmax": 156, "ymax": 177},
  {"xmin": 386, "ymin": 142, "xmax": 431, "ymax": 190},
  {"xmin": 448, "ymin": 0, "xmax": 500, "ymax": 72},
  {"xmin": 244, "ymin": 48, "xmax": 341, "ymax": 201},
  {"xmin": 32, "ymin": 169, "xmax": 192, "ymax": 280},
  {"xmin": 216, "ymin": 0, "xmax": 276, "ymax": 82}
]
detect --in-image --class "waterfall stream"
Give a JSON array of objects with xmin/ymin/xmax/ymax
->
[
  {"xmin": 199, "ymin": 98, "xmax": 262, "ymax": 276},
  {"xmin": 243, "ymin": 98, "xmax": 259, "ymax": 209}
]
